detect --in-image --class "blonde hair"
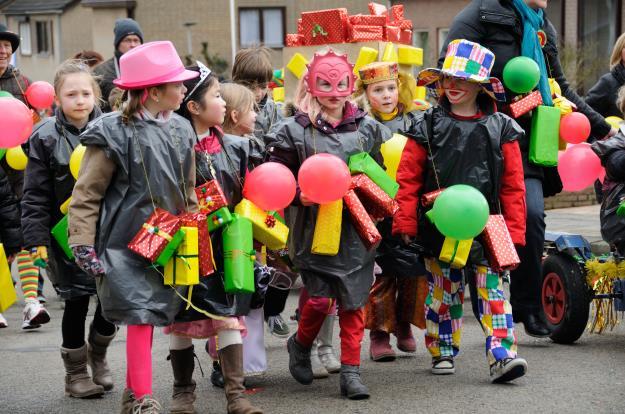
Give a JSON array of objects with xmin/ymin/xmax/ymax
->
[
  {"xmin": 232, "ymin": 46, "xmax": 273, "ymax": 87},
  {"xmin": 617, "ymin": 85, "xmax": 625, "ymax": 115},
  {"xmin": 611, "ymin": 33, "xmax": 625, "ymax": 69},
  {"xmin": 53, "ymin": 59, "xmax": 101, "ymax": 104},
  {"xmin": 353, "ymin": 70, "xmax": 418, "ymax": 115},
  {"xmin": 220, "ymin": 82, "xmax": 256, "ymax": 134}
]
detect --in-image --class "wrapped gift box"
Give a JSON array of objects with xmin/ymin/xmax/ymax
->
[
  {"xmin": 509, "ymin": 90, "xmax": 543, "ymax": 118},
  {"xmin": 208, "ymin": 207, "xmax": 233, "ymax": 232},
  {"xmin": 397, "ymin": 19, "xmax": 413, "ymax": 30},
  {"xmin": 439, "ymin": 237, "xmax": 472, "ymax": 269},
  {"xmin": 353, "ymin": 46, "xmax": 379, "ymax": 75},
  {"xmin": 397, "ymin": 45, "xmax": 423, "ymax": 66},
  {"xmin": 0, "ymin": 244, "xmax": 16, "ymax": 313},
  {"xmin": 399, "ymin": 29, "xmax": 412, "ymax": 45},
  {"xmin": 234, "ymin": 199, "xmax": 289, "ymax": 250},
  {"xmin": 164, "ymin": 226, "xmax": 200, "ymax": 286},
  {"xmin": 286, "ymin": 33, "xmax": 304, "ymax": 47},
  {"xmin": 421, "ymin": 188, "xmax": 445, "ymax": 208},
  {"xmin": 368, "ymin": 2, "xmax": 389, "ymax": 21},
  {"xmin": 351, "ymin": 174, "xmax": 399, "ymax": 220},
  {"xmin": 349, "ymin": 14, "xmax": 387, "ymax": 26},
  {"xmin": 384, "ymin": 26, "xmax": 401, "ymax": 43},
  {"xmin": 301, "ymin": 8, "xmax": 349, "ymax": 45},
  {"xmin": 482, "ymin": 214, "xmax": 520, "ymax": 271},
  {"xmin": 180, "ymin": 212, "xmax": 215, "ymax": 277},
  {"xmin": 51, "ymin": 214, "xmax": 74, "ymax": 260},
  {"xmin": 529, "ymin": 105, "xmax": 561, "ymax": 167},
  {"xmin": 344, "ymin": 189, "xmax": 382, "ymax": 250},
  {"xmin": 348, "ymin": 152, "xmax": 399, "ymax": 198},
  {"xmin": 349, "ymin": 25, "xmax": 385, "ymax": 43},
  {"xmin": 390, "ymin": 4, "xmax": 404, "ymax": 21},
  {"xmin": 286, "ymin": 53, "xmax": 309, "ymax": 79},
  {"xmin": 195, "ymin": 180, "xmax": 228, "ymax": 214},
  {"xmin": 128, "ymin": 208, "xmax": 182, "ymax": 263},
  {"xmin": 222, "ymin": 214, "xmax": 256, "ymax": 294},
  {"xmin": 153, "ymin": 229, "xmax": 186, "ymax": 268},
  {"xmin": 312, "ymin": 199, "xmax": 343, "ymax": 256}
]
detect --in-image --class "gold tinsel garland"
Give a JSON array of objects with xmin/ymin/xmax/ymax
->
[{"xmin": 585, "ymin": 258, "xmax": 624, "ymax": 333}]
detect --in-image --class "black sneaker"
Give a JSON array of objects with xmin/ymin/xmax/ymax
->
[
  {"xmin": 210, "ymin": 361, "xmax": 224, "ymax": 388},
  {"xmin": 266, "ymin": 314, "xmax": 290, "ymax": 338},
  {"xmin": 490, "ymin": 357, "xmax": 527, "ymax": 383}
]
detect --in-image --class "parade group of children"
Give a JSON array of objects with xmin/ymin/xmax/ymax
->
[{"xmin": 8, "ymin": 35, "xmax": 532, "ymax": 413}]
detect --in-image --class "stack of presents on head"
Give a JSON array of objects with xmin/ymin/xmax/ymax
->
[{"xmin": 273, "ymin": 2, "xmax": 426, "ymax": 104}]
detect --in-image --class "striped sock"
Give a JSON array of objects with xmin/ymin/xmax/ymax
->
[{"xmin": 17, "ymin": 250, "xmax": 38, "ymax": 301}]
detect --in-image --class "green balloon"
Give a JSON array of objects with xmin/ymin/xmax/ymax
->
[
  {"xmin": 503, "ymin": 56, "xmax": 541, "ymax": 94},
  {"xmin": 0, "ymin": 91, "xmax": 13, "ymax": 98},
  {"xmin": 0, "ymin": 149, "xmax": 6, "ymax": 160},
  {"xmin": 426, "ymin": 185, "xmax": 490, "ymax": 240}
]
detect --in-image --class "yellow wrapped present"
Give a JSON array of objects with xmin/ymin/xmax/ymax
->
[
  {"xmin": 272, "ymin": 87, "xmax": 285, "ymax": 103},
  {"xmin": 439, "ymin": 237, "xmax": 472, "ymax": 269},
  {"xmin": 312, "ymin": 199, "xmax": 343, "ymax": 256},
  {"xmin": 353, "ymin": 47, "xmax": 379, "ymax": 76},
  {"xmin": 382, "ymin": 43, "xmax": 398, "ymax": 63},
  {"xmin": 234, "ymin": 199, "xmax": 289, "ymax": 250},
  {"xmin": 286, "ymin": 53, "xmax": 309, "ymax": 79},
  {"xmin": 0, "ymin": 244, "xmax": 16, "ymax": 312},
  {"xmin": 164, "ymin": 226, "xmax": 199, "ymax": 286},
  {"xmin": 397, "ymin": 45, "xmax": 423, "ymax": 66}
]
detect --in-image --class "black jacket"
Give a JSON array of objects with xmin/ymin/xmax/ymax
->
[
  {"xmin": 586, "ymin": 63, "xmax": 625, "ymax": 120},
  {"xmin": 0, "ymin": 165, "xmax": 22, "ymax": 255},
  {"xmin": 441, "ymin": 0, "xmax": 611, "ymax": 179},
  {"xmin": 21, "ymin": 108, "xmax": 101, "ymax": 299},
  {"xmin": 93, "ymin": 54, "xmax": 120, "ymax": 113}
]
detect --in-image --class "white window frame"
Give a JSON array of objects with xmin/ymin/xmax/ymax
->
[
  {"xmin": 238, "ymin": 7, "xmax": 285, "ymax": 49},
  {"xmin": 18, "ymin": 22, "xmax": 31, "ymax": 56}
]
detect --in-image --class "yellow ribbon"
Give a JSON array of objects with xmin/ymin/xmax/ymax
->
[{"xmin": 142, "ymin": 223, "xmax": 173, "ymax": 242}]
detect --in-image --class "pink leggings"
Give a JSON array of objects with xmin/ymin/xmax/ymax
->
[{"xmin": 126, "ymin": 324, "xmax": 154, "ymax": 399}]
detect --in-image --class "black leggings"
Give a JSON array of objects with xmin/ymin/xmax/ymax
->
[
  {"xmin": 62, "ymin": 295, "xmax": 116, "ymax": 349},
  {"xmin": 263, "ymin": 285, "xmax": 290, "ymax": 319}
]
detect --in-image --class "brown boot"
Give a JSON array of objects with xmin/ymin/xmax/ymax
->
[
  {"xmin": 61, "ymin": 344, "xmax": 105, "ymax": 398},
  {"xmin": 119, "ymin": 388, "xmax": 135, "ymax": 414},
  {"xmin": 219, "ymin": 344, "xmax": 263, "ymax": 414},
  {"xmin": 169, "ymin": 346, "xmax": 196, "ymax": 414},
  {"xmin": 87, "ymin": 323, "xmax": 117, "ymax": 391}
]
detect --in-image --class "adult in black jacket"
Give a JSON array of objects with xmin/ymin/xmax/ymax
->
[
  {"xmin": 586, "ymin": 32, "xmax": 625, "ymax": 120},
  {"xmin": 440, "ymin": 0, "xmax": 614, "ymax": 337}
]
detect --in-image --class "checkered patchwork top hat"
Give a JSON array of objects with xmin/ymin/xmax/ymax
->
[
  {"xmin": 359, "ymin": 62, "xmax": 399, "ymax": 85},
  {"xmin": 0, "ymin": 24, "xmax": 20, "ymax": 52},
  {"xmin": 417, "ymin": 39, "xmax": 506, "ymax": 102},
  {"xmin": 113, "ymin": 41, "xmax": 198, "ymax": 90}
]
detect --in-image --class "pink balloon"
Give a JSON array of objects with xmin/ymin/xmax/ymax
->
[
  {"xmin": 559, "ymin": 112, "xmax": 591, "ymax": 144},
  {"xmin": 25, "ymin": 81, "xmax": 55, "ymax": 110},
  {"xmin": 243, "ymin": 162, "xmax": 296, "ymax": 211},
  {"xmin": 558, "ymin": 143, "xmax": 602, "ymax": 192},
  {"xmin": 0, "ymin": 98, "xmax": 33, "ymax": 147},
  {"xmin": 598, "ymin": 167, "xmax": 606, "ymax": 184},
  {"xmin": 298, "ymin": 153, "xmax": 351, "ymax": 204}
]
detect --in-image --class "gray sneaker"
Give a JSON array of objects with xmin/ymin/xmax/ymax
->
[
  {"xmin": 490, "ymin": 357, "xmax": 527, "ymax": 383},
  {"xmin": 266, "ymin": 314, "xmax": 290, "ymax": 338}
]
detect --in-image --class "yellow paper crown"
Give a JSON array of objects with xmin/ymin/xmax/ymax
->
[{"xmin": 358, "ymin": 62, "xmax": 399, "ymax": 85}]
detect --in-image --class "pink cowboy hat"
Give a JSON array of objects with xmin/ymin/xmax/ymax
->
[{"xmin": 113, "ymin": 41, "xmax": 198, "ymax": 90}]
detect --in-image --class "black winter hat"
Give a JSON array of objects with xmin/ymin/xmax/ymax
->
[
  {"xmin": 0, "ymin": 23, "xmax": 20, "ymax": 52},
  {"xmin": 114, "ymin": 18, "xmax": 144, "ymax": 50}
]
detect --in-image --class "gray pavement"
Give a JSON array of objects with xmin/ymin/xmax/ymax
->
[{"xmin": 1, "ymin": 205, "xmax": 624, "ymax": 413}]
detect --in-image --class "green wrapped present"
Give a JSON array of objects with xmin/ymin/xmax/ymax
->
[
  {"xmin": 529, "ymin": 105, "xmax": 561, "ymax": 167},
  {"xmin": 208, "ymin": 207, "xmax": 233, "ymax": 232},
  {"xmin": 51, "ymin": 215, "xmax": 74, "ymax": 260},
  {"xmin": 222, "ymin": 214, "xmax": 255, "ymax": 294},
  {"xmin": 154, "ymin": 229, "xmax": 186, "ymax": 268},
  {"xmin": 348, "ymin": 152, "xmax": 399, "ymax": 198}
]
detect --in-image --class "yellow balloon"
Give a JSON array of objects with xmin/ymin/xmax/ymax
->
[
  {"xmin": 6, "ymin": 146, "xmax": 28, "ymax": 170},
  {"xmin": 605, "ymin": 116, "xmax": 623, "ymax": 130},
  {"xmin": 70, "ymin": 144, "xmax": 86, "ymax": 179},
  {"xmin": 380, "ymin": 133, "xmax": 408, "ymax": 181}
]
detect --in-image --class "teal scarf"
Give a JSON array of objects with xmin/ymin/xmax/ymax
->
[{"xmin": 511, "ymin": 0, "xmax": 553, "ymax": 105}]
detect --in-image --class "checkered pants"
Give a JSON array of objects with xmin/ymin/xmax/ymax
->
[{"xmin": 424, "ymin": 258, "xmax": 517, "ymax": 365}]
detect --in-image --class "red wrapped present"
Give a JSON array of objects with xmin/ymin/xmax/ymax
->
[
  {"xmin": 421, "ymin": 188, "xmax": 446, "ymax": 207},
  {"xmin": 390, "ymin": 4, "xmax": 404, "ymax": 21},
  {"xmin": 397, "ymin": 19, "xmax": 413, "ymax": 30},
  {"xmin": 195, "ymin": 180, "xmax": 228, "ymax": 214},
  {"xmin": 286, "ymin": 34, "xmax": 304, "ymax": 47},
  {"xmin": 344, "ymin": 189, "xmax": 382, "ymax": 250},
  {"xmin": 399, "ymin": 29, "xmax": 412, "ymax": 45},
  {"xmin": 298, "ymin": 18, "xmax": 303, "ymax": 35},
  {"xmin": 349, "ymin": 14, "xmax": 387, "ymax": 26},
  {"xmin": 349, "ymin": 25, "xmax": 385, "ymax": 43},
  {"xmin": 508, "ymin": 90, "xmax": 543, "ymax": 118},
  {"xmin": 482, "ymin": 214, "xmax": 521, "ymax": 271},
  {"xmin": 385, "ymin": 26, "xmax": 401, "ymax": 42},
  {"xmin": 368, "ymin": 2, "xmax": 388, "ymax": 21},
  {"xmin": 301, "ymin": 8, "xmax": 348, "ymax": 45},
  {"xmin": 180, "ymin": 212, "xmax": 216, "ymax": 277},
  {"xmin": 351, "ymin": 174, "xmax": 399, "ymax": 220},
  {"xmin": 128, "ymin": 208, "xmax": 182, "ymax": 262}
]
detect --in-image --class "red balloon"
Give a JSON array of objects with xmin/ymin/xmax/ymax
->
[
  {"xmin": 0, "ymin": 98, "xmax": 33, "ymax": 147},
  {"xmin": 298, "ymin": 153, "xmax": 351, "ymax": 204},
  {"xmin": 558, "ymin": 143, "xmax": 602, "ymax": 192},
  {"xmin": 25, "ymin": 81, "xmax": 55, "ymax": 110},
  {"xmin": 559, "ymin": 112, "xmax": 591, "ymax": 144},
  {"xmin": 243, "ymin": 162, "xmax": 296, "ymax": 211}
]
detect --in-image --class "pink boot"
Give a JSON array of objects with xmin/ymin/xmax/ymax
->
[
  {"xmin": 395, "ymin": 322, "xmax": 416, "ymax": 353},
  {"xmin": 369, "ymin": 330, "xmax": 396, "ymax": 362}
]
